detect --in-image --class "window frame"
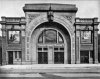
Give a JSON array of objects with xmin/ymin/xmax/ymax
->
[
  {"xmin": 7, "ymin": 30, "xmax": 21, "ymax": 44},
  {"xmin": 80, "ymin": 30, "xmax": 93, "ymax": 44},
  {"xmin": 38, "ymin": 29, "xmax": 64, "ymax": 44},
  {"xmin": 44, "ymin": 29, "xmax": 57, "ymax": 44}
]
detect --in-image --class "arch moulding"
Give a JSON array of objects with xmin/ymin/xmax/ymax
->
[{"xmin": 26, "ymin": 14, "xmax": 75, "ymax": 64}]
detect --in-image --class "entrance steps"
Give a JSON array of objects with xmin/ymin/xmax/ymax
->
[{"xmin": 0, "ymin": 64, "xmax": 100, "ymax": 74}]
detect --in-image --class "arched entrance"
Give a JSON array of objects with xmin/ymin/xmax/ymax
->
[{"xmin": 30, "ymin": 22, "xmax": 71, "ymax": 64}]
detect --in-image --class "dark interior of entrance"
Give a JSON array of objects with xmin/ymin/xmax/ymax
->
[
  {"xmin": 8, "ymin": 51, "xmax": 13, "ymax": 64},
  {"xmin": 80, "ymin": 51, "xmax": 89, "ymax": 63}
]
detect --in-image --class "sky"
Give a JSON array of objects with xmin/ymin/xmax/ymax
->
[{"xmin": 0, "ymin": 0, "xmax": 100, "ymax": 36}]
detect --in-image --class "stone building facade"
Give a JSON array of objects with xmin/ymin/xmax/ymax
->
[{"xmin": 0, "ymin": 4, "xmax": 99, "ymax": 65}]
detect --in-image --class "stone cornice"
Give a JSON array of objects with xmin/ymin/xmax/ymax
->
[
  {"xmin": 74, "ymin": 18, "xmax": 100, "ymax": 26},
  {"xmin": 0, "ymin": 17, "xmax": 26, "ymax": 25},
  {"xmin": 23, "ymin": 3, "xmax": 78, "ymax": 13}
]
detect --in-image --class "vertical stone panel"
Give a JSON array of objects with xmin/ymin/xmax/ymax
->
[
  {"xmin": 21, "ymin": 36, "xmax": 25, "ymax": 62},
  {"xmin": 21, "ymin": 24, "xmax": 26, "ymax": 64},
  {"xmin": 2, "ymin": 36, "xmax": 7, "ymax": 65},
  {"xmin": 76, "ymin": 31, "xmax": 80, "ymax": 64},
  {"xmin": 71, "ymin": 44, "xmax": 75, "ymax": 63},
  {"xmin": 71, "ymin": 35, "xmax": 75, "ymax": 64},
  {"xmin": 94, "ymin": 31, "xmax": 98, "ymax": 63}
]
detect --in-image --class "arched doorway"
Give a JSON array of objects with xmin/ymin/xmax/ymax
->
[
  {"xmin": 31, "ymin": 22, "xmax": 71, "ymax": 64},
  {"xmin": 37, "ymin": 29, "xmax": 64, "ymax": 64}
]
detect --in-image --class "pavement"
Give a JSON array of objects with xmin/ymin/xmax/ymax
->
[
  {"xmin": 0, "ymin": 73, "xmax": 100, "ymax": 77},
  {"xmin": 1, "ymin": 64, "xmax": 100, "ymax": 69},
  {"xmin": 0, "ymin": 64, "xmax": 100, "ymax": 78},
  {"xmin": 0, "ymin": 73, "xmax": 100, "ymax": 79}
]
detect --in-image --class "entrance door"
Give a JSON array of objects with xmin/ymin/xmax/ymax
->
[
  {"xmin": 38, "ymin": 52, "xmax": 48, "ymax": 64},
  {"xmin": 54, "ymin": 52, "xmax": 64, "ymax": 64},
  {"xmin": 80, "ymin": 51, "xmax": 89, "ymax": 63},
  {"xmin": 54, "ymin": 47, "xmax": 64, "ymax": 64},
  {"xmin": 8, "ymin": 51, "xmax": 13, "ymax": 64}
]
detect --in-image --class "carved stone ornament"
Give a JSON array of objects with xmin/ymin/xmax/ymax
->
[
  {"xmin": 62, "ymin": 15, "xmax": 72, "ymax": 23},
  {"xmin": 28, "ymin": 14, "xmax": 40, "ymax": 23}
]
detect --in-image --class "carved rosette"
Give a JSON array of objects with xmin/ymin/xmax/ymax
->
[
  {"xmin": 62, "ymin": 15, "xmax": 72, "ymax": 23},
  {"xmin": 28, "ymin": 14, "xmax": 40, "ymax": 23}
]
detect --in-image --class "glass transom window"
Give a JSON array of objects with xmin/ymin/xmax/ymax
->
[{"xmin": 38, "ymin": 29, "xmax": 64, "ymax": 44}]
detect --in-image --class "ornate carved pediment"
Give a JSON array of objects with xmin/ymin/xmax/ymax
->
[{"xmin": 28, "ymin": 14, "xmax": 40, "ymax": 23}]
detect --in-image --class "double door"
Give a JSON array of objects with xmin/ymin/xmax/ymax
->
[{"xmin": 38, "ymin": 45, "xmax": 64, "ymax": 64}]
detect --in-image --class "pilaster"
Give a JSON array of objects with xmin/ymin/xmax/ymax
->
[
  {"xmin": 93, "ymin": 18, "xmax": 99, "ymax": 64},
  {"xmin": 71, "ymin": 34, "xmax": 75, "ymax": 64},
  {"xmin": 94, "ymin": 30, "xmax": 98, "ymax": 63},
  {"xmin": 2, "ymin": 30, "xmax": 7, "ymax": 65},
  {"xmin": 21, "ymin": 30, "xmax": 26, "ymax": 62},
  {"xmin": 75, "ymin": 25, "xmax": 80, "ymax": 64},
  {"xmin": 1, "ymin": 17, "xmax": 7, "ymax": 65}
]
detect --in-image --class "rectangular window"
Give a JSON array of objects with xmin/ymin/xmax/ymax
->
[
  {"xmin": 8, "ymin": 30, "xmax": 21, "ymax": 44},
  {"xmin": 81, "ymin": 31, "xmax": 92, "ymax": 43}
]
